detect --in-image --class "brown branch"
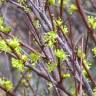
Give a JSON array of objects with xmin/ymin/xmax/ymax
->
[
  {"xmin": 76, "ymin": 0, "xmax": 96, "ymax": 86},
  {"xmin": 0, "ymin": 86, "xmax": 15, "ymax": 96},
  {"xmin": 76, "ymin": 0, "xmax": 96, "ymax": 45}
]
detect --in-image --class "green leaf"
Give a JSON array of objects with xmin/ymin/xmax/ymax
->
[
  {"xmin": 9, "ymin": 38, "xmax": 20, "ymax": 49},
  {"xmin": 33, "ymin": 20, "xmax": 41, "ymax": 28},
  {"xmin": 77, "ymin": 48, "xmax": 85, "ymax": 59},
  {"xmin": 0, "ymin": 40, "xmax": 11, "ymax": 52},
  {"xmin": 47, "ymin": 82, "xmax": 53, "ymax": 90},
  {"xmin": 70, "ymin": 4, "xmax": 77, "ymax": 12},
  {"xmin": 44, "ymin": 31, "xmax": 57, "ymax": 47},
  {"xmin": 17, "ymin": 0, "xmax": 31, "ymax": 12},
  {"xmin": 17, "ymin": 0, "xmax": 26, "ymax": 4},
  {"xmin": 11, "ymin": 58, "xmax": 24, "ymax": 72},
  {"xmin": 55, "ymin": 18, "xmax": 63, "ymax": 27},
  {"xmin": 30, "ymin": 53, "xmax": 40, "ymax": 63},
  {"xmin": 0, "ymin": 17, "xmax": 4, "ymax": 26},
  {"xmin": 0, "ymin": 17, "xmax": 12, "ymax": 33},
  {"xmin": 55, "ymin": 49, "xmax": 68, "ymax": 60},
  {"xmin": 47, "ymin": 62, "xmax": 57, "ymax": 73},
  {"xmin": 63, "ymin": 73, "xmax": 71, "ymax": 78},
  {"xmin": 88, "ymin": 16, "xmax": 96, "ymax": 30},
  {"xmin": 0, "ymin": 78, "xmax": 13, "ymax": 91},
  {"xmin": 0, "ymin": 26, "xmax": 12, "ymax": 33},
  {"xmin": 21, "ymin": 55, "xmax": 28, "ymax": 62},
  {"xmin": 61, "ymin": 25, "xmax": 68, "ymax": 34},
  {"xmin": 88, "ymin": 16, "xmax": 95, "ymax": 25}
]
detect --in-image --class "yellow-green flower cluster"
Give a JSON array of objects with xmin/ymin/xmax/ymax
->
[
  {"xmin": 11, "ymin": 58, "xmax": 24, "ymax": 72},
  {"xmin": 30, "ymin": 52, "xmax": 41, "ymax": 63},
  {"xmin": 0, "ymin": 40, "xmax": 11, "ymax": 52},
  {"xmin": 17, "ymin": 0, "xmax": 31, "ymax": 12},
  {"xmin": 55, "ymin": 18, "xmax": 68, "ymax": 35},
  {"xmin": 44, "ymin": 31, "xmax": 57, "ymax": 47},
  {"xmin": 63, "ymin": 73, "xmax": 71, "ymax": 78},
  {"xmin": 0, "ymin": 17, "xmax": 12, "ymax": 34},
  {"xmin": 47, "ymin": 62, "xmax": 57, "ymax": 73},
  {"xmin": 55, "ymin": 49, "xmax": 68, "ymax": 60},
  {"xmin": 0, "ymin": 78, "xmax": 13, "ymax": 91},
  {"xmin": 69, "ymin": 4, "xmax": 78, "ymax": 14},
  {"xmin": 88, "ymin": 16, "xmax": 96, "ymax": 30}
]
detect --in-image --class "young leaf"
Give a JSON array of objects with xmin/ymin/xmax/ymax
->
[
  {"xmin": 0, "ymin": 40, "xmax": 11, "ymax": 52},
  {"xmin": 55, "ymin": 49, "xmax": 68, "ymax": 60},
  {"xmin": 30, "ymin": 52, "xmax": 40, "ymax": 63},
  {"xmin": 0, "ymin": 78, "xmax": 13, "ymax": 91},
  {"xmin": 44, "ymin": 31, "xmax": 57, "ymax": 47},
  {"xmin": 47, "ymin": 62, "xmax": 57, "ymax": 73},
  {"xmin": 9, "ymin": 38, "xmax": 20, "ymax": 49},
  {"xmin": 11, "ymin": 58, "xmax": 24, "ymax": 72}
]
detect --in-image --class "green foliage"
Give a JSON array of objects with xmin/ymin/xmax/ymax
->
[
  {"xmin": 33, "ymin": 20, "xmax": 41, "ymax": 28},
  {"xmin": 21, "ymin": 55, "xmax": 28, "ymax": 62},
  {"xmin": 49, "ymin": 0, "xmax": 55, "ymax": 5},
  {"xmin": 0, "ymin": 78, "xmax": 13, "ymax": 91},
  {"xmin": 0, "ymin": 40, "xmax": 11, "ymax": 52},
  {"xmin": 47, "ymin": 82, "xmax": 53, "ymax": 90},
  {"xmin": 9, "ymin": 38, "xmax": 20, "ymax": 49},
  {"xmin": 63, "ymin": 73, "xmax": 71, "ymax": 78},
  {"xmin": 17, "ymin": 0, "xmax": 31, "ymax": 12},
  {"xmin": 54, "ymin": 18, "xmax": 68, "ymax": 35},
  {"xmin": 92, "ymin": 47, "xmax": 96, "ymax": 57},
  {"xmin": 0, "ymin": 17, "xmax": 4, "ymax": 26},
  {"xmin": 0, "ymin": 37, "xmax": 21, "ymax": 54},
  {"xmin": 23, "ymin": 5, "xmax": 31, "ymax": 12},
  {"xmin": 77, "ymin": 48, "xmax": 86, "ymax": 59},
  {"xmin": 88, "ymin": 16, "xmax": 96, "ymax": 30},
  {"xmin": 47, "ymin": 62, "xmax": 57, "ymax": 73},
  {"xmin": 77, "ymin": 49, "xmax": 92, "ymax": 76},
  {"xmin": 44, "ymin": 31, "xmax": 57, "ymax": 47},
  {"xmin": 0, "ymin": 26, "xmax": 12, "ymax": 33},
  {"xmin": 0, "ymin": 1, "xmax": 95, "ymax": 95},
  {"xmin": 17, "ymin": 0, "xmax": 27, "ymax": 4},
  {"xmin": 11, "ymin": 58, "xmax": 24, "ymax": 72},
  {"xmin": 55, "ymin": 49, "xmax": 68, "ymax": 60},
  {"xmin": 8, "ymin": 38, "xmax": 22, "ymax": 55},
  {"xmin": 69, "ymin": 4, "xmax": 78, "ymax": 14},
  {"xmin": 83, "ymin": 60, "xmax": 92, "ymax": 76},
  {"xmin": 30, "ymin": 52, "xmax": 41, "ymax": 63},
  {"xmin": 61, "ymin": 25, "xmax": 68, "ymax": 34},
  {"xmin": 0, "ymin": 17, "xmax": 12, "ymax": 33},
  {"xmin": 55, "ymin": 18, "xmax": 63, "ymax": 27},
  {"xmin": 83, "ymin": 60, "xmax": 92, "ymax": 69}
]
